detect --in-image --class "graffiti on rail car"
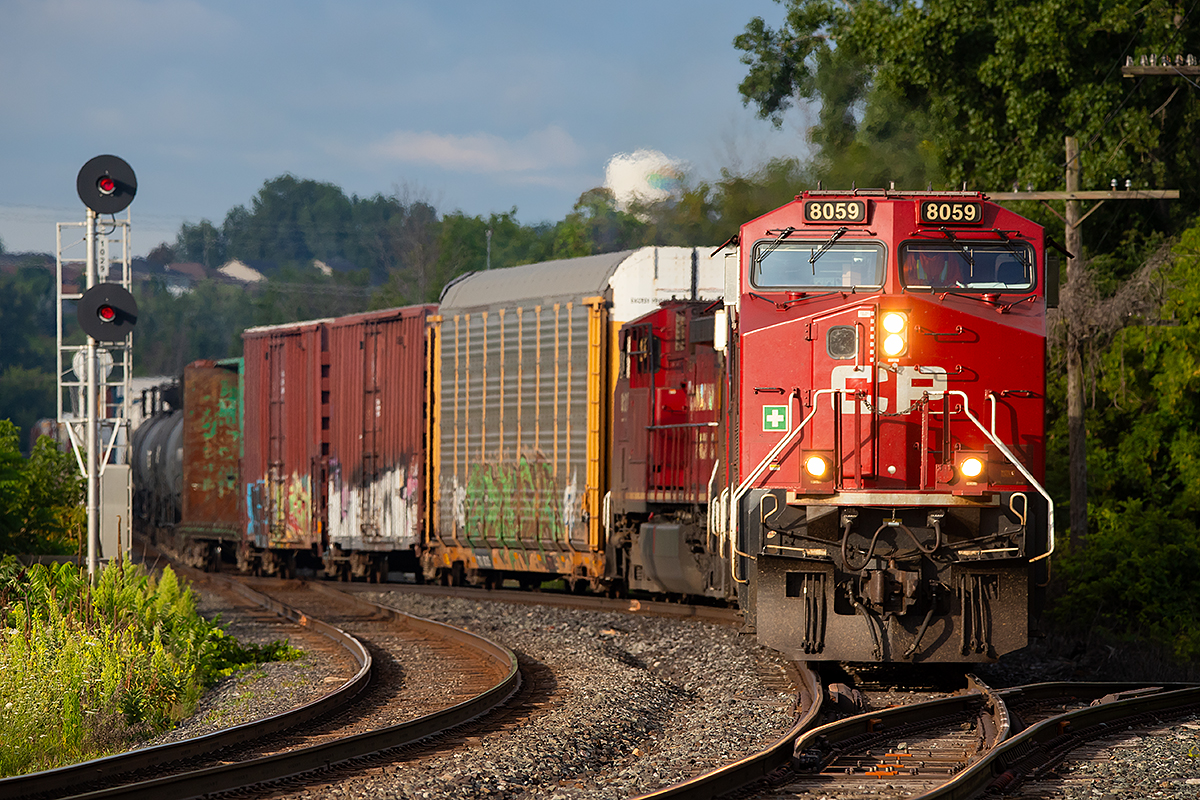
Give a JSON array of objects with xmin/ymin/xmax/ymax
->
[
  {"xmin": 327, "ymin": 455, "xmax": 422, "ymax": 550},
  {"xmin": 449, "ymin": 456, "xmax": 584, "ymax": 547},
  {"xmin": 245, "ymin": 472, "xmax": 315, "ymax": 548}
]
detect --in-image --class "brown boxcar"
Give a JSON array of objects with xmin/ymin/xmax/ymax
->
[
  {"xmin": 325, "ymin": 305, "xmax": 436, "ymax": 579},
  {"xmin": 241, "ymin": 319, "xmax": 330, "ymax": 574},
  {"xmin": 176, "ymin": 358, "xmax": 242, "ymax": 567}
]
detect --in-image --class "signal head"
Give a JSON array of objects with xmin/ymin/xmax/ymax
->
[
  {"xmin": 77, "ymin": 283, "xmax": 138, "ymax": 341},
  {"xmin": 77, "ymin": 155, "xmax": 137, "ymax": 214}
]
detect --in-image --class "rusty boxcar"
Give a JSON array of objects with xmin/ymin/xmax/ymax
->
[{"xmin": 169, "ymin": 358, "xmax": 244, "ymax": 569}]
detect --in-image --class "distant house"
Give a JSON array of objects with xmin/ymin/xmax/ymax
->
[
  {"xmin": 218, "ymin": 259, "xmax": 268, "ymax": 284},
  {"xmin": 162, "ymin": 262, "xmax": 207, "ymax": 297}
]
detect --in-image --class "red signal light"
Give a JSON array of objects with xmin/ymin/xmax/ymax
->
[
  {"xmin": 97, "ymin": 304, "xmax": 116, "ymax": 323},
  {"xmin": 97, "ymin": 175, "xmax": 117, "ymax": 196}
]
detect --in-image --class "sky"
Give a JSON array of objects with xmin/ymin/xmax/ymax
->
[{"xmin": 0, "ymin": 0, "xmax": 812, "ymax": 258}]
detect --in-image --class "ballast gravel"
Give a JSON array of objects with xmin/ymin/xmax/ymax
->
[{"xmin": 277, "ymin": 590, "xmax": 798, "ymax": 800}]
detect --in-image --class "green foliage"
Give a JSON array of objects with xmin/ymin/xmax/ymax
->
[
  {"xmin": 736, "ymin": 0, "xmax": 1199, "ymax": 234},
  {"xmin": 0, "ymin": 269, "xmax": 58, "ymax": 445},
  {"xmin": 0, "ymin": 558, "xmax": 299, "ymax": 776},
  {"xmin": 175, "ymin": 220, "xmax": 224, "ymax": 269},
  {"xmin": 0, "ymin": 368, "xmax": 57, "ymax": 455},
  {"xmin": 1050, "ymin": 222, "xmax": 1200, "ymax": 660},
  {"xmin": 0, "ymin": 421, "xmax": 82, "ymax": 555}
]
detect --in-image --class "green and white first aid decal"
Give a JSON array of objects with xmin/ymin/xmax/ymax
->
[{"xmin": 762, "ymin": 405, "xmax": 789, "ymax": 431}]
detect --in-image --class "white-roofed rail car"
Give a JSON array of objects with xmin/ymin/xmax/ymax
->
[{"xmin": 424, "ymin": 246, "xmax": 724, "ymax": 590}]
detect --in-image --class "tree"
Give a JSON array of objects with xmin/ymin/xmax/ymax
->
[
  {"xmin": 174, "ymin": 220, "xmax": 224, "ymax": 269},
  {"xmin": 145, "ymin": 242, "xmax": 176, "ymax": 266},
  {"xmin": 0, "ymin": 420, "xmax": 83, "ymax": 554},
  {"xmin": 223, "ymin": 175, "xmax": 354, "ymax": 269},
  {"xmin": 736, "ymin": 0, "xmax": 1200, "ymax": 222},
  {"xmin": 1051, "ymin": 227, "xmax": 1200, "ymax": 659}
]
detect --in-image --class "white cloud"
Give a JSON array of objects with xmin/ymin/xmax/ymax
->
[
  {"xmin": 367, "ymin": 126, "xmax": 584, "ymax": 174},
  {"xmin": 605, "ymin": 149, "xmax": 687, "ymax": 209}
]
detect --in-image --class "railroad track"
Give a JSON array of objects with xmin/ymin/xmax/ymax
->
[
  {"xmin": 634, "ymin": 668, "xmax": 1200, "ymax": 800},
  {"xmin": 0, "ymin": 566, "xmax": 521, "ymax": 800}
]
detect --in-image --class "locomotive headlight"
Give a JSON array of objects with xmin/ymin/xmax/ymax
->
[
  {"xmin": 959, "ymin": 456, "xmax": 985, "ymax": 479},
  {"xmin": 882, "ymin": 334, "xmax": 906, "ymax": 356},
  {"xmin": 882, "ymin": 312, "xmax": 906, "ymax": 334},
  {"xmin": 804, "ymin": 455, "xmax": 829, "ymax": 479},
  {"xmin": 880, "ymin": 312, "xmax": 908, "ymax": 357}
]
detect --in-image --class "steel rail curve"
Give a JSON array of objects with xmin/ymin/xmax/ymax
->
[
  {"xmin": 0, "ymin": 567, "xmax": 372, "ymax": 800},
  {"xmin": 629, "ymin": 662, "xmax": 824, "ymax": 800},
  {"xmin": 923, "ymin": 682, "xmax": 1200, "ymax": 799},
  {"xmin": 1, "ymin": 569, "xmax": 521, "ymax": 800}
]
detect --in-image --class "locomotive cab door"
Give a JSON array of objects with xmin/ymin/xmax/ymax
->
[{"xmin": 808, "ymin": 303, "xmax": 878, "ymax": 487}]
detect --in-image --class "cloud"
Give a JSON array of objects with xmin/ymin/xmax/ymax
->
[
  {"xmin": 605, "ymin": 149, "xmax": 687, "ymax": 208},
  {"xmin": 367, "ymin": 126, "xmax": 584, "ymax": 174}
]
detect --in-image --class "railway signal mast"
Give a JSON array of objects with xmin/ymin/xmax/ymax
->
[{"xmin": 58, "ymin": 155, "xmax": 138, "ymax": 580}]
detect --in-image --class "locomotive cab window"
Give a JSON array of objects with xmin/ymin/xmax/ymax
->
[
  {"xmin": 752, "ymin": 242, "xmax": 885, "ymax": 290},
  {"xmin": 901, "ymin": 242, "xmax": 1035, "ymax": 292}
]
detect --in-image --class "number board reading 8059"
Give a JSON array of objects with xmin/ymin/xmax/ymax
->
[
  {"xmin": 918, "ymin": 200, "xmax": 983, "ymax": 225},
  {"xmin": 802, "ymin": 199, "xmax": 867, "ymax": 224}
]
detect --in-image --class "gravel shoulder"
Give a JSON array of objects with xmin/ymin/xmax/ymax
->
[{"xmin": 275, "ymin": 589, "xmax": 799, "ymax": 800}]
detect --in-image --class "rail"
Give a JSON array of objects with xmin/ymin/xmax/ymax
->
[
  {"xmin": 629, "ymin": 662, "xmax": 823, "ymax": 800},
  {"xmin": 0, "ymin": 568, "xmax": 371, "ymax": 800},
  {"xmin": 1, "ymin": 574, "xmax": 522, "ymax": 800}
]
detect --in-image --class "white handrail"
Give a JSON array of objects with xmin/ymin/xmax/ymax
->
[
  {"xmin": 946, "ymin": 390, "xmax": 1055, "ymax": 562},
  {"xmin": 729, "ymin": 389, "xmax": 835, "ymax": 584}
]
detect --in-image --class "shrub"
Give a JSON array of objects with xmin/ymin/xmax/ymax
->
[{"xmin": 0, "ymin": 558, "xmax": 298, "ymax": 776}]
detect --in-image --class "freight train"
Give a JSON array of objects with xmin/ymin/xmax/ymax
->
[{"xmin": 135, "ymin": 192, "xmax": 1055, "ymax": 663}]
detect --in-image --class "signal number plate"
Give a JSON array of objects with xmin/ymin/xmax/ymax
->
[
  {"xmin": 803, "ymin": 199, "xmax": 867, "ymax": 224},
  {"xmin": 919, "ymin": 200, "xmax": 983, "ymax": 224}
]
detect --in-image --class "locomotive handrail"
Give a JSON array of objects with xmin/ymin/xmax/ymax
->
[
  {"xmin": 728, "ymin": 389, "xmax": 834, "ymax": 584},
  {"xmin": 646, "ymin": 421, "xmax": 721, "ymax": 430},
  {"xmin": 946, "ymin": 390, "xmax": 1055, "ymax": 562}
]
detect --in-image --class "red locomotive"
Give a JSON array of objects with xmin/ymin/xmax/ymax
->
[
  {"xmin": 134, "ymin": 199, "xmax": 1054, "ymax": 664},
  {"xmin": 722, "ymin": 191, "xmax": 1054, "ymax": 662}
]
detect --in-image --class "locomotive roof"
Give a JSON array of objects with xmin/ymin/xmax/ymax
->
[{"xmin": 438, "ymin": 250, "xmax": 635, "ymax": 311}]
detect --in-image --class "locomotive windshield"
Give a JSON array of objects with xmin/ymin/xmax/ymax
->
[
  {"xmin": 901, "ymin": 242, "xmax": 1035, "ymax": 292},
  {"xmin": 752, "ymin": 242, "xmax": 885, "ymax": 290}
]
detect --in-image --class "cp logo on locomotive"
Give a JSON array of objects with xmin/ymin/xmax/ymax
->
[{"xmin": 830, "ymin": 365, "xmax": 949, "ymax": 413}]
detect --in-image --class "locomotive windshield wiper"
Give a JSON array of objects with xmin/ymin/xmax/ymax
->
[
  {"xmin": 990, "ymin": 228, "xmax": 1032, "ymax": 273},
  {"xmin": 937, "ymin": 226, "xmax": 975, "ymax": 271},
  {"xmin": 755, "ymin": 226, "xmax": 795, "ymax": 266},
  {"xmin": 809, "ymin": 226, "xmax": 850, "ymax": 273}
]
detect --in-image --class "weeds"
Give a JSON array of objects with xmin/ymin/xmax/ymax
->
[{"xmin": 0, "ymin": 557, "xmax": 299, "ymax": 776}]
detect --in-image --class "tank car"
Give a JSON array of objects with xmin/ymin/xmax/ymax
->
[{"xmin": 722, "ymin": 190, "xmax": 1055, "ymax": 662}]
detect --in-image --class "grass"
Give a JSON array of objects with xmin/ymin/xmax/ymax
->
[{"xmin": 0, "ymin": 557, "xmax": 300, "ymax": 777}]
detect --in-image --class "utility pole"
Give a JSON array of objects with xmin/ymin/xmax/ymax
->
[{"xmin": 990, "ymin": 137, "xmax": 1178, "ymax": 551}]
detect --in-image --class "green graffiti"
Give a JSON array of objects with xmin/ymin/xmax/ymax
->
[{"xmin": 463, "ymin": 456, "xmax": 561, "ymax": 546}]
